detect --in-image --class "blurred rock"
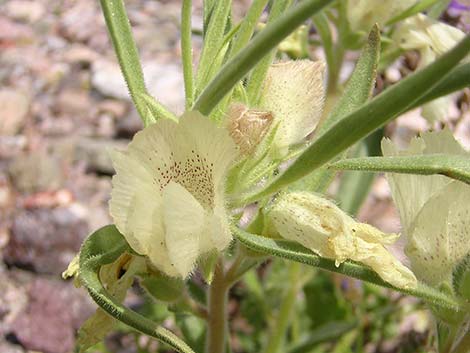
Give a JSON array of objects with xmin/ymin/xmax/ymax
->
[
  {"xmin": 8, "ymin": 151, "xmax": 63, "ymax": 193},
  {"xmin": 0, "ymin": 90, "xmax": 30, "ymax": 136},
  {"xmin": 91, "ymin": 60, "xmax": 185, "ymax": 113},
  {"xmin": 116, "ymin": 109, "xmax": 143, "ymax": 137},
  {"xmin": 0, "ymin": 16, "xmax": 34, "ymax": 44},
  {"xmin": 0, "ymin": 136, "xmax": 28, "ymax": 159},
  {"xmin": 75, "ymin": 137, "xmax": 128, "ymax": 174},
  {"xmin": 55, "ymin": 89, "xmax": 92, "ymax": 117},
  {"xmin": 63, "ymin": 44, "xmax": 99, "ymax": 65},
  {"xmin": 60, "ymin": 0, "xmax": 102, "ymax": 43},
  {"xmin": 0, "ymin": 270, "xmax": 28, "ymax": 336},
  {"xmin": 0, "ymin": 341, "xmax": 24, "ymax": 353},
  {"xmin": 4, "ymin": 1, "xmax": 45, "ymax": 23},
  {"xmin": 4, "ymin": 207, "xmax": 89, "ymax": 274},
  {"xmin": 98, "ymin": 99, "xmax": 128, "ymax": 119},
  {"xmin": 9, "ymin": 276, "xmax": 94, "ymax": 353}
]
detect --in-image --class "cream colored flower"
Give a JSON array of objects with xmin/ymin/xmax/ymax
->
[
  {"xmin": 383, "ymin": 129, "xmax": 470, "ymax": 288},
  {"xmin": 259, "ymin": 60, "xmax": 326, "ymax": 157},
  {"xmin": 347, "ymin": 0, "xmax": 415, "ymax": 32},
  {"xmin": 109, "ymin": 112, "xmax": 237, "ymax": 278},
  {"xmin": 393, "ymin": 14, "xmax": 465, "ymax": 122},
  {"xmin": 268, "ymin": 192, "xmax": 418, "ymax": 289}
]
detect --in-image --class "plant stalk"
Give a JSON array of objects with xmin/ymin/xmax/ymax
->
[
  {"xmin": 452, "ymin": 331, "xmax": 470, "ymax": 353},
  {"xmin": 263, "ymin": 262, "xmax": 302, "ymax": 353},
  {"xmin": 206, "ymin": 259, "xmax": 229, "ymax": 353}
]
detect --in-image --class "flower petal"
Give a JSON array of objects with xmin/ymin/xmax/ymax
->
[
  {"xmin": 163, "ymin": 181, "xmax": 205, "ymax": 278},
  {"xmin": 406, "ymin": 181, "xmax": 470, "ymax": 287},
  {"xmin": 260, "ymin": 60, "xmax": 325, "ymax": 156}
]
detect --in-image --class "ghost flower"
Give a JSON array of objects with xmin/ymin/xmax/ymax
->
[
  {"xmin": 109, "ymin": 112, "xmax": 237, "ymax": 278},
  {"xmin": 259, "ymin": 60, "xmax": 326, "ymax": 158},
  {"xmin": 268, "ymin": 192, "xmax": 418, "ymax": 289},
  {"xmin": 382, "ymin": 129, "xmax": 470, "ymax": 288},
  {"xmin": 393, "ymin": 14, "xmax": 465, "ymax": 122}
]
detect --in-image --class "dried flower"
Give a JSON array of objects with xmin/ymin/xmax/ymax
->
[{"xmin": 268, "ymin": 192, "xmax": 418, "ymax": 289}]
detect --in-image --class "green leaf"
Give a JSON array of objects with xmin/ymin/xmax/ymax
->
[
  {"xmin": 386, "ymin": 0, "xmax": 443, "ymax": 25},
  {"xmin": 140, "ymin": 275, "xmax": 185, "ymax": 303},
  {"xmin": 245, "ymin": 0, "xmax": 293, "ymax": 105},
  {"xmin": 287, "ymin": 321, "xmax": 357, "ymax": 353},
  {"xmin": 232, "ymin": 226, "xmax": 464, "ymax": 312},
  {"xmin": 329, "ymin": 154, "xmax": 470, "ymax": 185},
  {"xmin": 229, "ymin": 0, "xmax": 270, "ymax": 57},
  {"xmin": 181, "ymin": 0, "xmax": 194, "ymax": 109},
  {"xmin": 195, "ymin": 0, "xmax": 232, "ymax": 94},
  {"xmin": 79, "ymin": 225, "xmax": 196, "ymax": 353},
  {"xmin": 246, "ymin": 35, "xmax": 470, "ymax": 203},
  {"xmin": 410, "ymin": 63, "xmax": 470, "ymax": 110},
  {"xmin": 193, "ymin": 0, "xmax": 334, "ymax": 115},
  {"xmin": 138, "ymin": 93, "xmax": 178, "ymax": 122},
  {"xmin": 99, "ymin": 0, "xmax": 173, "ymax": 127},
  {"xmin": 250, "ymin": 25, "xmax": 381, "ymax": 199},
  {"xmin": 318, "ymin": 24, "xmax": 380, "ymax": 134}
]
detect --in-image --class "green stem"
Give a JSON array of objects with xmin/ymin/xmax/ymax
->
[
  {"xmin": 206, "ymin": 259, "xmax": 229, "ymax": 353},
  {"xmin": 263, "ymin": 262, "xmax": 302, "ymax": 353},
  {"xmin": 233, "ymin": 226, "xmax": 466, "ymax": 313},
  {"xmin": 181, "ymin": 0, "xmax": 194, "ymax": 109},
  {"xmin": 99, "ymin": 0, "xmax": 175, "ymax": 126},
  {"xmin": 452, "ymin": 331, "xmax": 470, "ymax": 353},
  {"xmin": 193, "ymin": 0, "xmax": 334, "ymax": 115},
  {"xmin": 79, "ymin": 227, "xmax": 195, "ymax": 353}
]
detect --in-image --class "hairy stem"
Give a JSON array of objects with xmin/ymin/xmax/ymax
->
[{"xmin": 206, "ymin": 259, "xmax": 229, "ymax": 353}]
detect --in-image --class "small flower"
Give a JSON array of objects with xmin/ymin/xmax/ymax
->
[
  {"xmin": 393, "ymin": 14, "xmax": 465, "ymax": 122},
  {"xmin": 346, "ymin": 0, "xmax": 413, "ymax": 32},
  {"xmin": 268, "ymin": 192, "xmax": 418, "ymax": 289},
  {"xmin": 382, "ymin": 129, "xmax": 470, "ymax": 288},
  {"xmin": 259, "ymin": 60, "xmax": 326, "ymax": 157},
  {"xmin": 109, "ymin": 112, "xmax": 237, "ymax": 278}
]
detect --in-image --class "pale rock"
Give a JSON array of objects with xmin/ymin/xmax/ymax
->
[
  {"xmin": 0, "ymin": 90, "xmax": 29, "ymax": 136},
  {"xmin": 91, "ymin": 59, "xmax": 185, "ymax": 114},
  {"xmin": 5, "ymin": 1, "xmax": 45, "ymax": 23}
]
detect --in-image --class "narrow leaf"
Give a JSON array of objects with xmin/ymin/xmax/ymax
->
[
  {"xmin": 195, "ymin": 0, "xmax": 232, "ymax": 94},
  {"xmin": 99, "ymin": 0, "xmax": 170, "ymax": 127},
  {"xmin": 193, "ymin": 0, "xmax": 334, "ymax": 115},
  {"xmin": 229, "ymin": 0, "xmax": 270, "ymax": 57},
  {"xmin": 246, "ymin": 35, "xmax": 470, "ymax": 202},
  {"xmin": 245, "ymin": 0, "xmax": 293, "ymax": 105},
  {"xmin": 330, "ymin": 154, "xmax": 470, "ymax": 185},
  {"xmin": 181, "ymin": 0, "xmax": 194, "ymax": 109},
  {"xmin": 410, "ymin": 63, "xmax": 470, "ymax": 110},
  {"xmin": 79, "ymin": 225, "xmax": 196, "ymax": 353},
  {"xmin": 386, "ymin": 0, "xmax": 443, "ymax": 25},
  {"xmin": 287, "ymin": 321, "xmax": 357, "ymax": 353},
  {"xmin": 139, "ymin": 93, "xmax": 178, "ymax": 122},
  {"xmin": 233, "ymin": 226, "xmax": 464, "ymax": 312}
]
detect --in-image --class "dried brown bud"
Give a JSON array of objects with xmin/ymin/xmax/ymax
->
[{"xmin": 227, "ymin": 103, "xmax": 273, "ymax": 155}]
